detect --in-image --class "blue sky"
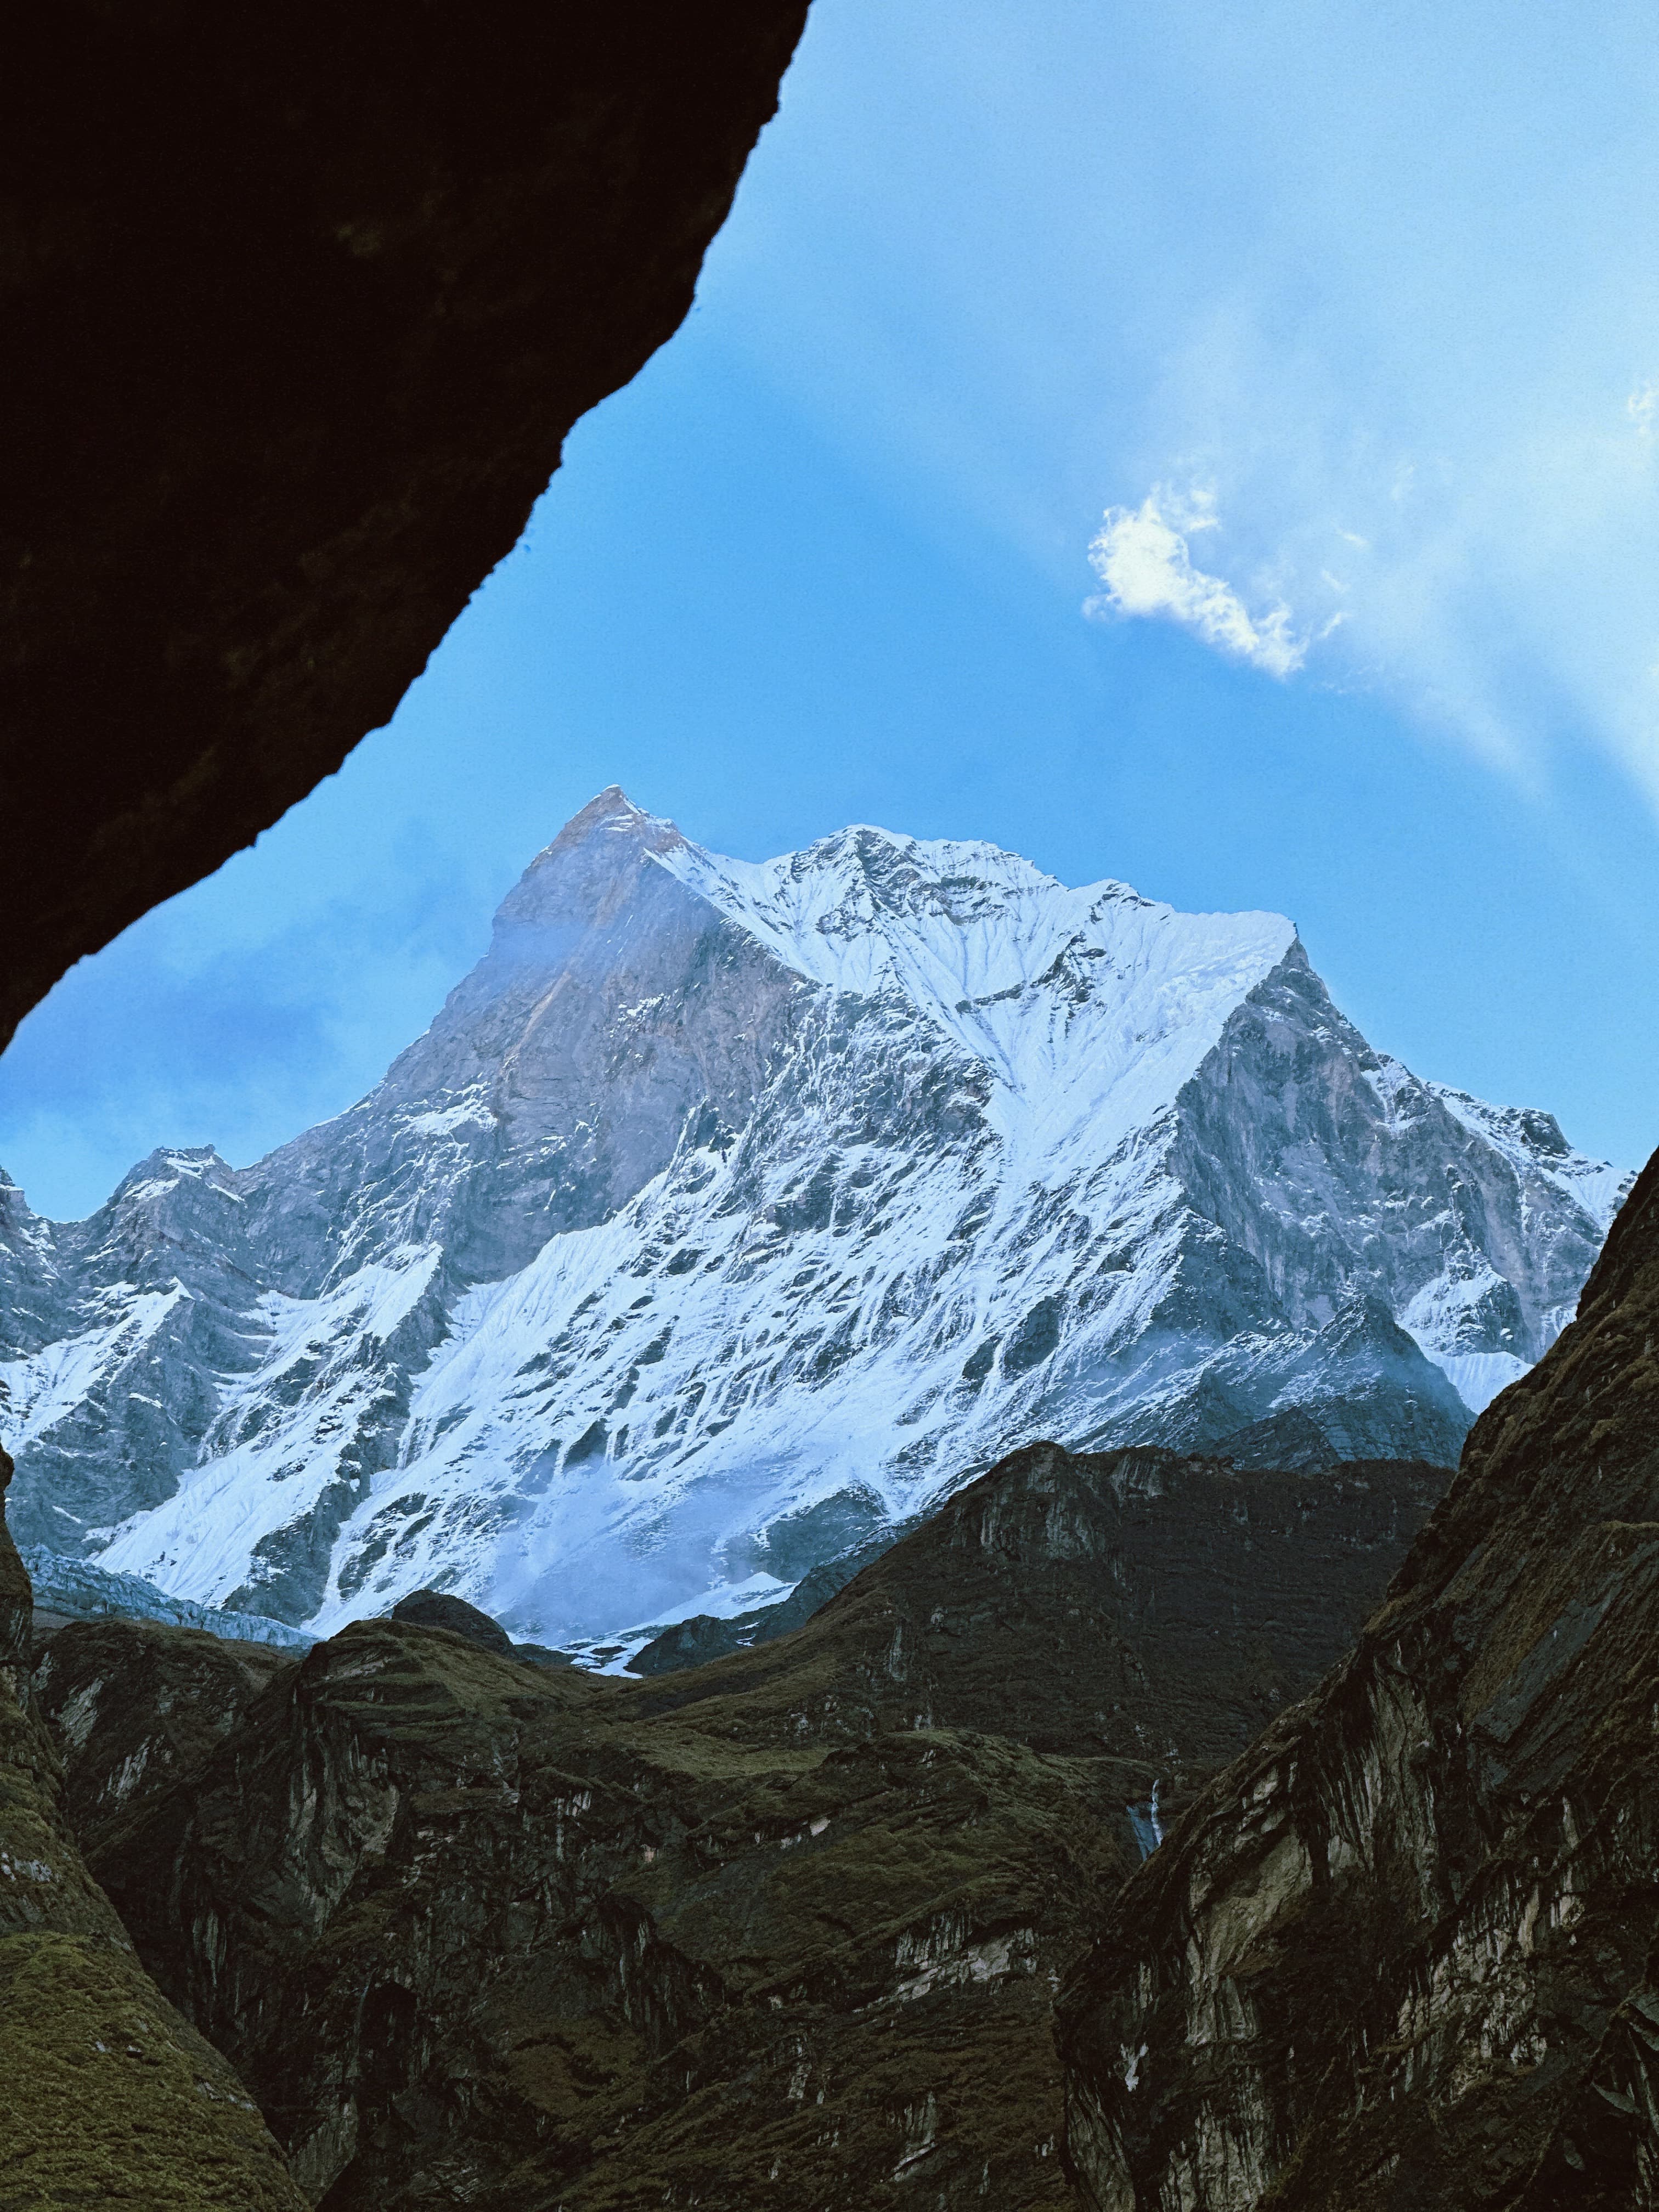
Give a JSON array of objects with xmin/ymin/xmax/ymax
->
[{"xmin": 7, "ymin": 0, "xmax": 1658, "ymax": 1217}]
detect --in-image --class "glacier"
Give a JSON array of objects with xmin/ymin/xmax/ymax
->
[{"xmin": 0, "ymin": 789, "xmax": 1629, "ymax": 1647}]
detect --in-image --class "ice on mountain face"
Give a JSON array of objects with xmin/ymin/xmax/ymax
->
[
  {"xmin": 21, "ymin": 1545, "xmax": 313, "ymax": 1650},
  {"xmin": 1428, "ymin": 1086, "xmax": 1630, "ymax": 1229},
  {"xmin": 1400, "ymin": 1263, "xmax": 1532, "ymax": 1414},
  {"xmin": 0, "ymin": 788, "xmax": 1628, "ymax": 1640},
  {"xmin": 94, "ymin": 1243, "xmax": 448, "ymax": 1617}
]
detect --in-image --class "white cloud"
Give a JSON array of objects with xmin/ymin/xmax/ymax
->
[
  {"xmin": 1077, "ymin": 338, "xmax": 1659, "ymax": 805},
  {"xmin": 1085, "ymin": 486, "xmax": 1305, "ymax": 678}
]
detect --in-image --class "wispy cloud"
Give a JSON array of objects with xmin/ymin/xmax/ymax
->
[
  {"xmin": 1079, "ymin": 331, "xmax": 1659, "ymax": 804},
  {"xmin": 1085, "ymin": 485, "xmax": 1305, "ymax": 679},
  {"xmin": 0, "ymin": 860, "xmax": 484, "ymax": 1219}
]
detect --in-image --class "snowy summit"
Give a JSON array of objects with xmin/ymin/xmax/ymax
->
[{"xmin": 0, "ymin": 790, "xmax": 1628, "ymax": 1651}]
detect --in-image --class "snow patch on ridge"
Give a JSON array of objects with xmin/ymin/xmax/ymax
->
[
  {"xmin": 97, "ymin": 1245, "xmax": 444, "ymax": 1609},
  {"xmin": 1415, "ymin": 1348, "xmax": 1530, "ymax": 1417},
  {"xmin": 1430, "ymin": 1086, "xmax": 1632, "ymax": 1230},
  {"xmin": 656, "ymin": 826, "xmax": 1297, "ymax": 1173},
  {"xmin": 0, "ymin": 1287, "xmax": 190, "ymax": 1449}
]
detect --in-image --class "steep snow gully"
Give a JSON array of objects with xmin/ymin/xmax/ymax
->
[{"xmin": 0, "ymin": 793, "xmax": 1626, "ymax": 1652}]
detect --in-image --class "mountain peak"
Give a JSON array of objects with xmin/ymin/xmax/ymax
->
[
  {"xmin": 541, "ymin": 786, "xmax": 683, "ymax": 862},
  {"xmin": 112, "ymin": 1144, "xmax": 236, "ymax": 1198},
  {"xmin": 780, "ymin": 821, "xmax": 1057, "ymax": 902},
  {"xmin": 4, "ymin": 805, "xmax": 1622, "ymax": 1652},
  {"xmin": 488, "ymin": 788, "xmax": 690, "ymax": 939}
]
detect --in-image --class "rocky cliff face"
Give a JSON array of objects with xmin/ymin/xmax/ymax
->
[
  {"xmin": 41, "ymin": 1439, "xmax": 1439, "ymax": 2210},
  {"xmin": 0, "ymin": 7, "xmax": 809, "ymax": 1046},
  {"xmin": 624, "ymin": 1446, "xmax": 1449, "ymax": 1787},
  {"xmin": 0, "ymin": 1449, "xmax": 303, "ymax": 2207},
  {"xmin": 1056, "ymin": 1148, "xmax": 1659, "ymax": 2210},
  {"xmin": 0, "ymin": 794, "xmax": 1623, "ymax": 1651}
]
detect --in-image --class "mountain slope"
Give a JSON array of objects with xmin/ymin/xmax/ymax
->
[
  {"xmin": 1056, "ymin": 1147, "xmax": 1659, "ymax": 2210},
  {"xmin": 0, "ymin": 1453, "xmax": 304, "ymax": 2209},
  {"xmin": 0, "ymin": 792, "xmax": 1626, "ymax": 1643},
  {"xmin": 46, "ymin": 1440, "xmax": 1441, "ymax": 2211}
]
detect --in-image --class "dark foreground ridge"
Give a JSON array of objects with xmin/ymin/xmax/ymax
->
[
  {"xmin": 391, "ymin": 1585, "xmax": 575, "ymax": 1671},
  {"xmin": 0, "ymin": 1449, "xmax": 303, "ymax": 2207},
  {"xmin": 23, "ymin": 1442, "xmax": 1442, "ymax": 2207},
  {"xmin": 625, "ymin": 1448, "xmax": 1449, "ymax": 1788},
  {"xmin": 1058, "ymin": 1147, "xmax": 1659, "ymax": 2209},
  {"xmin": 0, "ymin": 6, "xmax": 808, "ymax": 1047}
]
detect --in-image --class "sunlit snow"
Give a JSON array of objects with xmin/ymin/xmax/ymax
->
[{"xmin": 0, "ymin": 793, "xmax": 1629, "ymax": 1644}]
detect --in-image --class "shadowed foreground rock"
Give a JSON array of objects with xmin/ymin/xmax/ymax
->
[
  {"xmin": 30, "ymin": 1615, "xmax": 295, "ymax": 1863},
  {"xmin": 625, "ymin": 1448, "xmax": 1449, "ymax": 1790},
  {"xmin": 386, "ymin": 1585, "xmax": 573, "ymax": 1669},
  {"xmin": 0, "ymin": 1450, "xmax": 303, "ymax": 2208},
  {"xmin": 1057, "ymin": 1149, "xmax": 1659, "ymax": 2210},
  {"xmin": 390, "ymin": 1586, "xmax": 518, "ymax": 1656},
  {"xmin": 45, "ymin": 1443, "xmax": 1441, "ymax": 2208},
  {"xmin": 0, "ymin": 3, "xmax": 808, "ymax": 1047}
]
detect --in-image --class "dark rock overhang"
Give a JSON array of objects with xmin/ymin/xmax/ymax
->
[{"xmin": 1, "ymin": 2, "xmax": 810, "ymax": 1045}]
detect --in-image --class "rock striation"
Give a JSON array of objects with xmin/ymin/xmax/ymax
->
[
  {"xmin": 0, "ymin": 1448, "xmax": 303, "ymax": 2207},
  {"xmin": 1057, "ymin": 1146, "xmax": 1659, "ymax": 2209},
  {"xmin": 0, "ymin": 8, "xmax": 809, "ymax": 1048},
  {"xmin": 0, "ymin": 795, "xmax": 1622, "ymax": 1651},
  {"xmin": 31, "ymin": 1616, "xmax": 294, "ymax": 1865},
  {"xmin": 46, "ymin": 1440, "xmax": 1440, "ymax": 2209}
]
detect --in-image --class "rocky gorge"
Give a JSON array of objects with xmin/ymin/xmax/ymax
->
[
  {"xmin": 12, "ymin": 1433, "xmax": 1444, "ymax": 2206},
  {"xmin": 1058, "ymin": 1149, "xmax": 1659, "ymax": 2208}
]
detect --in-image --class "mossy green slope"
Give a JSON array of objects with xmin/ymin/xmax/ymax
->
[
  {"xmin": 0, "ymin": 1448, "xmax": 303, "ymax": 2212},
  {"xmin": 620, "ymin": 1445, "xmax": 1447, "ymax": 1784},
  {"xmin": 88, "ymin": 1617, "xmax": 1119, "ymax": 2208},
  {"xmin": 0, "ymin": 1932, "xmax": 302, "ymax": 2211},
  {"xmin": 32, "ymin": 1615, "xmax": 294, "ymax": 1858}
]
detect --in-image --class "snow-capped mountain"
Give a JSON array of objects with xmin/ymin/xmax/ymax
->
[{"xmin": 0, "ymin": 791, "xmax": 1628, "ymax": 1646}]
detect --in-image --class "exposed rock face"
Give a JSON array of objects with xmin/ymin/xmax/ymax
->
[
  {"xmin": 52, "ymin": 1441, "xmax": 1440, "ymax": 2209},
  {"xmin": 0, "ymin": 1453, "xmax": 27, "ymax": 1704},
  {"xmin": 1057, "ymin": 1148, "xmax": 1659, "ymax": 2210},
  {"xmin": 78, "ymin": 1615, "xmax": 1126, "ymax": 2209},
  {"xmin": 627, "ymin": 1446, "xmax": 1450, "ymax": 1785},
  {"xmin": 0, "ymin": 7, "xmax": 809, "ymax": 1047},
  {"xmin": 32, "ymin": 1617, "xmax": 292, "ymax": 1860},
  {"xmin": 0, "ymin": 1449, "xmax": 303, "ymax": 2207},
  {"xmin": 0, "ymin": 797, "xmax": 1621, "ymax": 1651}
]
